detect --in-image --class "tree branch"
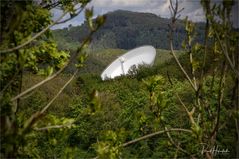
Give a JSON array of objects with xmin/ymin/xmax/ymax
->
[
  {"xmin": 11, "ymin": 65, "xmax": 67, "ymax": 102},
  {"xmin": 210, "ymin": 62, "xmax": 227, "ymax": 139},
  {"xmin": 121, "ymin": 128, "xmax": 192, "ymax": 147},
  {"xmin": 41, "ymin": 1, "xmax": 61, "ymax": 10},
  {"xmin": 166, "ymin": 71, "xmax": 196, "ymax": 125},
  {"xmin": 55, "ymin": 7, "xmax": 85, "ymax": 25},
  {"xmin": 176, "ymin": 93, "xmax": 196, "ymax": 125},
  {"xmin": 164, "ymin": 127, "xmax": 191, "ymax": 155},
  {"xmin": 0, "ymin": 3, "xmax": 87, "ymax": 54},
  {"xmin": 22, "ymin": 70, "xmax": 78, "ymax": 133},
  {"xmin": 20, "ymin": 20, "xmax": 99, "ymax": 134},
  {"xmin": 168, "ymin": 0, "xmax": 197, "ymax": 91},
  {"xmin": 11, "ymin": 30, "xmax": 94, "ymax": 102},
  {"xmin": 41, "ymin": 70, "xmax": 78, "ymax": 114},
  {"xmin": 0, "ymin": 11, "xmax": 68, "ymax": 54},
  {"xmin": 199, "ymin": 18, "xmax": 210, "ymax": 92},
  {"xmin": 214, "ymin": 30, "xmax": 239, "ymax": 79},
  {"xmin": 34, "ymin": 122, "xmax": 74, "ymax": 131}
]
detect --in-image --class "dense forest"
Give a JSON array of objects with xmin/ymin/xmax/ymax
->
[
  {"xmin": 53, "ymin": 10, "xmax": 205, "ymax": 50},
  {"xmin": 0, "ymin": 0, "xmax": 239, "ymax": 159}
]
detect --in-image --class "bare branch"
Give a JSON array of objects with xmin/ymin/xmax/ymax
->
[
  {"xmin": 121, "ymin": 128, "xmax": 192, "ymax": 147},
  {"xmin": 214, "ymin": 31, "xmax": 239, "ymax": 79},
  {"xmin": 178, "ymin": 7, "xmax": 184, "ymax": 14},
  {"xmin": 34, "ymin": 122, "xmax": 74, "ymax": 131},
  {"xmin": 165, "ymin": 127, "xmax": 191, "ymax": 155},
  {"xmin": 198, "ymin": 18, "xmax": 210, "ymax": 100},
  {"xmin": 176, "ymin": 93, "xmax": 196, "ymax": 125},
  {"xmin": 166, "ymin": 71, "xmax": 196, "ymax": 125},
  {"xmin": 40, "ymin": 70, "xmax": 78, "ymax": 114},
  {"xmin": 22, "ymin": 70, "xmax": 78, "ymax": 133},
  {"xmin": 169, "ymin": 0, "xmax": 176, "ymax": 12},
  {"xmin": 169, "ymin": 6, "xmax": 174, "ymax": 17},
  {"xmin": 11, "ymin": 65, "xmax": 67, "ymax": 102},
  {"xmin": 168, "ymin": 0, "xmax": 197, "ymax": 91},
  {"xmin": 210, "ymin": 62, "xmax": 227, "ymax": 139},
  {"xmin": 55, "ymin": 7, "xmax": 85, "ymax": 25},
  {"xmin": 170, "ymin": 43, "xmax": 197, "ymax": 91},
  {"xmin": 41, "ymin": 1, "xmax": 61, "ymax": 10},
  {"xmin": 175, "ymin": 0, "xmax": 178, "ymax": 13},
  {"xmin": 189, "ymin": 49, "xmax": 197, "ymax": 89}
]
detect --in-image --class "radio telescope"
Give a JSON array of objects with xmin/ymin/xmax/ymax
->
[{"xmin": 101, "ymin": 45, "xmax": 156, "ymax": 80}]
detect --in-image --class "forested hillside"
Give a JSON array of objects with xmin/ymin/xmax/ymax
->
[
  {"xmin": 18, "ymin": 47, "xmax": 236, "ymax": 158},
  {"xmin": 53, "ymin": 10, "xmax": 205, "ymax": 50}
]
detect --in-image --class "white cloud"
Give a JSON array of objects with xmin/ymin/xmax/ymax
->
[
  {"xmin": 160, "ymin": 0, "xmax": 170, "ymax": 13},
  {"xmin": 186, "ymin": 8, "xmax": 205, "ymax": 22},
  {"xmin": 92, "ymin": 0, "xmax": 148, "ymax": 7}
]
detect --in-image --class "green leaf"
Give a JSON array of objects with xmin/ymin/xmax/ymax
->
[
  {"xmin": 85, "ymin": 8, "xmax": 94, "ymax": 31},
  {"xmin": 46, "ymin": 66, "xmax": 53, "ymax": 76}
]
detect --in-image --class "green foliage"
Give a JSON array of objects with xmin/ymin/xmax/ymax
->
[
  {"xmin": 0, "ymin": 0, "xmax": 104, "ymax": 158},
  {"xmin": 93, "ymin": 129, "xmax": 126, "ymax": 159},
  {"xmin": 7, "ymin": 55, "xmax": 236, "ymax": 158}
]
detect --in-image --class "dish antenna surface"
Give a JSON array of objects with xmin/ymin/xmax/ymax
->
[{"xmin": 101, "ymin": 45, "xmax": 156, "ymax": 80}]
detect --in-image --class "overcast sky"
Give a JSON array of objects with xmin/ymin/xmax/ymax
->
[{"xmin": 52, "ymin": 0, "xmax": 238, "ymax": 29}]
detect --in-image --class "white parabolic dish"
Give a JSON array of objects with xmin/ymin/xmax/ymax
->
[{"xmin": 101, "ymin": 45, "xmax": 156, "ymax": 80}]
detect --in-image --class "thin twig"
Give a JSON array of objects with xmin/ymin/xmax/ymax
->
[
  {"xmin": 40, "ymin": 70, "xmax": 78, "ymax": 114},
  {"xmin": 190, "ymin": 52, "xmax": 197, "ymax": 88},
  {"xmin": 176, "ymin": 93, "xmax": 196, "ymax": 125},
  {"xmin": 170, "ymin": 43, "xmax": 197, "ymax": 91},
  {"xmin": 11, "ymin": 66, "xmax": 67, "ymax": 102},
  {"xmin": 34, "ymin": 122, "xmax": 74, "ymax": 131},
  {"xmin": 210, "ymin": 62, "xmax": 227, "ymax": 139},
  {"xmin": 199, "ymin": 0, "xmax": 211, "ymax": 87},
  {"xmin": 41, "ymin": 1, "xmax": 60, "ymax": 10},
  {"xmin": 22, "ymin": 70, "xmax": 78, "ymax": 133},
  {"xmin": 121, "ymin": 128, "xmax": 192, "ymax": 147},
  {"xmin": 168, "ymin": 0, "xmax": 197, "ymax": 91},
  {"xmin": 214, "ymin": 31, "xmax": 239, "ymax": 79},
  {"xmin": 55, "ymin": 7, "xmax": 85, "ymax": 25},
  {"xmin": 165, "ymin": 127, "xmax": 190, "ymax": 155},
  {"xmin": 11, "ymin": 31, "xmax": 94, "ymax": 102}
]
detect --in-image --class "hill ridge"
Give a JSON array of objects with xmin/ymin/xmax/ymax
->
[{"xmin": 53, "ymin": 10, "xmax": 205, "ymax": 51}]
